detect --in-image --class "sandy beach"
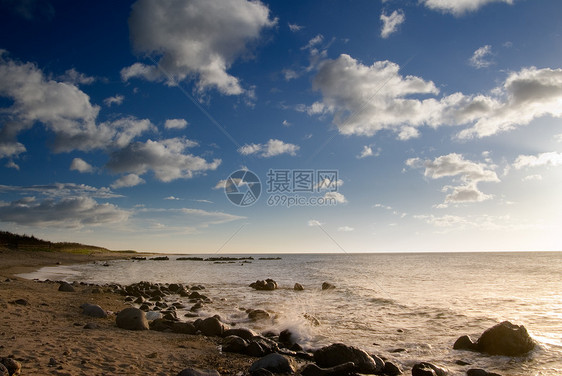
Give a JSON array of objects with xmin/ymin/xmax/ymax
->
[{"xmin": 0, "ymin": 248, "xmax": 254, "ymax": 376}]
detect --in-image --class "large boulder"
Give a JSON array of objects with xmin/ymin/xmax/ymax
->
[
  {"xmin": 80, "ymin": 303, "xmax": 107, "ymax": 318},
  {"xmin": 411, "ymin": 362, "xmax": 448, "ymax": 376},
  {"xmin": 250, "ymin": 279, "xmax": 278, "ymax": 291},
  {"xmin": 321, "ymin": 282, "xmax": 335, "ymax": 290},
  {"xmin": 116, "ymin": 307, "xmax": 149, "ymax": 330},
  {"xmin": 294, "ymin": 283, "xmax": 304, "ymax": 291},
  {"xmin": 476, "ymin": 321, "xmax": 535, "ymax": 356},
  {"xmin": 0, "ymin": 357, "xmax": 20, "ymax": 376},
  {"xmin": 223, "ymin": 327, "xmax": 258, "ymax": 340},
  {"xmin": 314, "ymin": 343, "xmax": 384, "ymax": 374},
  {"xmin": 453, "ymin": 335, "xmax": 477, "ymax": 351},
  {"xmin": 176, "ymin": 368, "xmax": 220, "ymax": 376},
  {"xmin": 248, "ymin": 309, "xmax": 270, "ymax": 321},
  {"xmin": 249, "ymin": 353, "xmax": 295, "ymax": 374},
  {"xmin": 299, "ymin": 362, "xmax": 356, "ymax": 376},
  {"xmin": 222, "ymin": 335, "xmax": 248, "ymax": 354},
  {"xmin": 198, "ymin": 316, "xmax": 225, "ymax": 337},
  {"xmin": 58, "ymin": 282, "xmax": 75, "ymax": 292}
]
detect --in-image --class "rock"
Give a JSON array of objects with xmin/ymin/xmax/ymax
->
[
  {"xmin": 116, "ymin": 307, "xmax": 149, "ymax": 331},
  {"xmin": 411, "ymin": 362, "xmax": 448, "ymax": 376},
  {"xmin": 476, "ymin": 321, "xmax": 535, "ymax": 356},
  {"xmin": 80, "ymin": 303, "xmax": 107, "ymax": 318},
  {"xmin": 0, "ymin": 363, "xmax": 8, "ymax": 376},
  {"xmin": 314, "ymin": 343, "xmax": 384, "ymax": 373},
  {"xmin": 83, "ymin": 323, "xmax": 100, "ymax": 329},
  {"xmin": 248, "ymin": 309, "xmax": 270, "ymax": 321},
  {"xmin": 294, "ymin": 283, "xmax": 304, "ymax": 291},
  {"xmin": 454, "ymin": 335, "xmax": 477, "ymax": 351},
  {"xmin": 321, "ymin": 282, "xmax": 335, "ymax": 290},
  {"xmin": 466, "ymin": 369, "xmax": 502, "ymax": 376},
  {"xmin": 299, "ymin": 362, "xmax": 356, "ymax": 376},
  {"xmin": 223, "ymin": 328, "xmax": 258, "ymax": 340},
  {"xmin": 146, "ymin": 311, "xmax": 162, "ymax": 321},
  {"xmin": 278, "ymin": 329, "xmax": 294, "ymax": 346},
  {"xmin": 150, "ymin": 319, "xmax": 174, "ymax": 332},
  {"xmin": 249, "ymin": 353, "xmax": 295, "ymax": 374},
  {"xmin": 250, "ymin": 279, "xmax": 278, "ymax": 291},
  {"xmin": 9, "ymin": 299, "xmax": 28, "ymax": 306},
  {"xmin": 455, "ymin": 360, "xmax": 471, "ymax": 366},
  {"xmin": 304, "ymin": 313, "xmax": 320, "ymax": 326},
  {"xmin": 222, "ymin": 335, "xmax": 248, "ymax": 353},
  {"xmin": 172, "ymin": 322, "xmax": 196, "ymax": 334},
  {"xmin": 383, "ymin": 361, "xmax": 403, "ymax": 375},
  {"xmin": 0, "ymin": 357, "xmax": 21, "ymax": 375},
  {"xmin": 198, "ymin": 316, "xmax": 225, "ymax": 337},
  {"xmin": 58, "ymin": 282, "xmax": 75, "ymax": 292},
  {"xmin": 176, "ymin": 367, "xmax": 220, "ymax": 376}
]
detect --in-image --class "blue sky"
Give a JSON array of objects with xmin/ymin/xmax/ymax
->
[{"xmin": 1, "ymin": 0, "xmax": 561, "ymax": 253}]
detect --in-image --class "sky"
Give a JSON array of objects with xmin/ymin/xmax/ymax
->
[{"xmin": 1, "ymin": 0, "xmax": 561, "ymax": 253}]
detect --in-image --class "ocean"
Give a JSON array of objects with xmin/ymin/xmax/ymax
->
[{"xmin": 21, "ymin": 252, "xmax": 562, "ymax": 375}]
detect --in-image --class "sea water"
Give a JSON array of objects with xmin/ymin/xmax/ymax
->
[{"xmin": 21, "ymin": 252, "xmax": 562, "ymax": 375}]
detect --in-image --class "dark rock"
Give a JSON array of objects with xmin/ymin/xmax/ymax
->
[
  {"xmin": 176, "ymin": 367, "xmax": 220, "ymax": 376},
  {"xmin": 0, "ymin": 364, "xmax": 8, "ymax": 376},
  {"xmin": 299, "ymin": 362, "xmax": 356, "ymax": 376},
  {"xmin": 116, "ymin": 307, "xmax": 149, "ymax": 331},
  {"xmin": 390, "ymin": 348, "xmax": 406, "ymax": 353},
  {"xmin": 250, "ymin": 279, "xmax": 278, "ymax": 291},
  {"xmin": 466, "ymin": 369, "xmax": 502, "ymax": 376},
  {"xmin": 139, "ymin": 303, "xmax": 151, "ymax": 312},
  {"xmin": 455, "ymin": 360, "xmax": 471, "ymax": 366},
  {"xmin": 198, "ymin": 316, "xmax": 225, "ymax": 337},
  {"xmin": 0, "ymin": 357, "xmax": 21, "ymax": 376},
  {"xmin": 250, "ymin": 369, "xmax": 274, "ymax": 376},
  {"xmin": 411, "ymin": 362, "xmax": 448, "ymax": 376},
  {"xmin": 279, "ymin": 329, "xmax": 294, "ymax": 346},
  {"xmin": 248, "ymin": 309, "xmax": 270, "ymax": 321},
  {"xmin": 454, "ymin": 335, "xmax": 477, "ymax": 351},
  {"xmin": 294, "ymin": 283, "xmax": 304, "ymax": 291},
  {"xmin": 222, "ymin": 335, "xmax": 248, "ymax": 353},
  {"xmin": 190, "ymin": 302, "xmax": 204, "ymax": 312},
  {"xmin": 150, "ymin": 319, "xmax": 174, "ymax": 332},
  {"xmin": 314, "ymin": 343, "xmax": 384, "ymax": 373},
  {"xmin": 321, "ymin": 282, "xmax": 335, "ymax": 290},
  {"xmin": 476, "ymin": 321, "xmax": 535, "ymax": 356},
  {"xmin": 247, "ymin": 341, "xmax": 267, "ymax": 357},
  {"xmin": 83, "ymin": 323, "xmax": 100, "ymax": 329},
  {"xmin": 172, "ymin": 322, "xmax": 196, "ymax": 334},
  {"xmin": 223, "ymin": 327, "xmax": 258, "ymax": 340},
  {"xmin": 383, "ymin": 361, "xmax": 403, "ymax": 375},
  {"xmin": 80, "ymin": 303, "xmax": 107, "ymax": 318},
  {"xmin": 249, "ymin": 353, "xmax": 295, "ymax": 374},
  {"xmin": 58, "ymin": 282, "xmax": 75, "ymax": 292},
  {"xmin": 289, "ymin": 343, "xmax": 303, "ymax": 352},
  {"xmin": 162, "ymin": 311, "xmax": 178, "ymax": 321},
  {"xmin": 9, "ymin": 299, "xmax": 28, "ymax": 306}
]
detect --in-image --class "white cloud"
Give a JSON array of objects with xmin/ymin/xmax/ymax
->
[
  {"xmin": 288, "ymin": 23, "xmax": 303, "ymax": 32},
  {"xmin": 104, "ymin": 94, "xmax": 124, "ymax": 107},
  {"xmin": 4, "ymin": 160, "xmax": 19, "ymax": 170},
  {"xmin": 357, "ymin": 145, "xmax": 374, "ymax": 159},
  {"xmin": 238, "ymin": 139, "xmax": 299, "ymax": 158},
  {"xmin": 0, "ymin": 53, "xmax": 155, "ymax": 155},
  {"xmin": 123, "ymin": 0, "xmax": 276, "ymax": 95},
  {"xmin": 164, "ymin": 196, "xmax": 181, "ymax": 200},
  {"xmin": 513, "ymin": 152, "xmax": 562, "ymax": 169},
  {"xmin": 137, "ymin": 206, "xmax": 244, "ymax": 229},
  {"xmin": 522, "ymin": 174, "xmax": 542, "ymax": 181},
  {"xmin": 308, "ymin": 219, "xmax": 323, "ymax": 227},
  {"xmin": 380, "ymin": 9, "xmax": 405, "ymax": 39},
  {"xmin": 0, "ymin": 196, "xmax": 129, "ymax": 228},
  {"xmin": 302, "ymin": 34, "xmax": 324, "ymax": 50},
  {"xmin": 165, "ymin": 118, "xmax": 188, "ymax": 129},
  {"xmin": 70, "ymin": 158, "xmax": 94, "ymax": 173},
  {"xmin": 106, "ymin": 138, "xmax": 221, "ymax": 182},
  {"xmin": 338, "ymin": 226, "xmax": 354, "ymax": 232},
  {"xmin": 282, "ymin": 120, "xmax": 291, "ymax": 127},
  {"xmin": 282, "ymin": 69, "xmax": 299, "ymax": 81},
  {"xmin": 111, "ymin": 174, "xmax": 146, "ymax": 189},
  {"xmin": 58, "ymin": 68, "xmax": 95, "ymax": 85},
  {"xmin": 407, "ymin": 153, "xmax": 499, "ymax": 205},
  {"xmin": 0, "ymin": 183, "xmax": 122, "ymax": 199},
  {"xmin": 323, "ymin": 191, "xmax": 347, "ymax": 204},
  {"xmin": 555, "ymin": 133, "xmax": 562, "ymax": 142},
  {"xmin": 469, "ymin": 45, "xmax": 494, "ymax": 69},
  {"xmin": 420, "ymin": 0, "xmax": 514, "ymax": 16}
]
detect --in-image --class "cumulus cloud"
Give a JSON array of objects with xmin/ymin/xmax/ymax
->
[
  {"xmin": 380, "ymin": 9, "xmax": 405, "ymax": 38},
  {"xmin": 164, "ymin": 196, "xmax": 181, "ymax": 200},
  {"xmin": 238, "ymin": 139, "xmax": 299, "ymax": 157},
  {"xmin": 469, "ymin": 45, "xmax": 494, "ymax": 69},
  {"xmin": 106, "ymin": 138, "xmax": 221, "ymax": 182},
  {"xmin": 70, "ymin": 158, "xmax": 94, "ymax": 173},
  {"xmin": 59, "ymin": 68, "xmax": 95, "ymax": 85},
  {"xmin": 111, "ymin": 174, "xmax": 146, "ymax": 189},
  {"xmin": 307, "ymin": 53, "xmax": 562, "ymax": 140},
  {"xmin": 323, "ymin": 191, "xmax": 347, "ymax": 204},
  {"xmin": 164, "ymin": 118, "xmax": 188, "ymax": 129},
  {"xmin": 513, "ymin": 152, "xmax": 562, "ymax": 169},
  {"xmin": 406, "ymin": 153, "xmax": 499, "ymax": 205},
  {"xmin": 357, "ymin": 145, "xmax": 380, "ymax": 159},
  {"xmin": 0, "ymin": 53, "xmax": 155, "ymax": 156},
  {"xmin": 0, "ymin": 196, "xmax": 129, "ymax": 228},
  {"xmin": 420, "ymin": 0, "xmax": 514, "ymax": 16},
  {"xmin": 0, "ymin": 183, "xmax": 122, "ymax": 199},
  {"xmin": 123, "ymin": 0, "xmax": 276, "ymax": 95},
  {"xmin": 103, "ymin": 94, "xmax": 124, "ymax": 107}
]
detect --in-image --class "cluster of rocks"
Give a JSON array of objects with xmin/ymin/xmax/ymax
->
[
  {"xmin": 0, "ymin": 357, "xmax": 21, "ymax": 376},
  {"xmin": 249, "ymin": 278, "xmax": 336, "ymax": 292}
]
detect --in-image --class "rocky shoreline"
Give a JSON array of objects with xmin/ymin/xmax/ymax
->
[{"xmin": 1, "ymin": 270, "xmax": 537, "ymax": 376}]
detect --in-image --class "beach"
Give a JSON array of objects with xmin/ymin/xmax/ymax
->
[{"xmin": 0, "ymin": 249, "xmax": 254, "ymax": 376}]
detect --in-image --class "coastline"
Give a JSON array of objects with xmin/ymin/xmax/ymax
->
[{"xmin": 0, "ymin": 249, "xmax": 254, "ymax": 375}]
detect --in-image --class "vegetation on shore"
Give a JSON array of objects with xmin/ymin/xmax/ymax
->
[{"xmin": 0, "ymin": 230, "xmax": 136, "ymax": 254}]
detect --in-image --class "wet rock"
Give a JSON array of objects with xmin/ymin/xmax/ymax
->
[
  {"xmin": 176, "ymin": 367, "xmax": 220, "ymax": 376},
  {"xmin": 150, "ymin": 319, "xmax": 174, "ymax": 332},
  {"xmin": 249, "ymin": 279, "xmax": 278, "ymax": 291},
  {"xmin": 454, "ymin": 335, "xmax": 477, "ymax": 351},
  {"xmin": 304, "ymin": 313, "xmax": 320, "ymax": 326},
  {"xmin": 0, "ymin": 357, "xmax": 21, "ymax": 375},
  {"xmin": 455, "ymin": 360, "xmax": 471, "ymax": 366},
  {"xmin": 411, "ymin": 362, "xmax": 448, "ymax": 376},
  {"xmin": 58, "ymin": 282, "xmax": 75, "ymax": 292},
  {"xmin": 248, "ymin": 309, "xmax": 270, "ymax": 321},
  {"xmin": 299, "ymin": 362, "xmax": 356, "ymax": 376},
  {"xmin": 249, "ymin": 353, "xmax": 295, "ymax": 374},
  {"xmin": 476, "ymin": 321, "xmax": 535, "ymax": 356},
  {"xmin": 321, "ymin": 282, "xmax": 335, "ymax": 290},
  {"xmin": 222, "ymin": 335, "xmax": 248, "ymax": 353},
  {"xmin": 172, "ymin": 322, "xmax": 196, "ymax": 335},
  {"xmin": 116, "ymin": 307, "xmax": 149, "ymax": 331},
  {"xmin": 278, "ymin": 329, "xmax": 294, "ymax": 346},
  {"xmin": 0, "ymin": 363, "xmax": 8, "ymax": 376},
  {"xmin": 466, "ymin": 369, "xmax": 502, "ymax": 376},
  {"xmin": 294, "ymin": 283, "xmax": 304, "ymax": 291},
  {"xmin": 223, "ymin": 327, "xmax": 258, "ymax": 340},
  {"xmin": 80, "ymin": 303, "xmax": 107, "ymax": 318},
  {"xmin": 198, "ymin": 316, "xmax": 225, "ymax": 337},
  {"xmin": 314, "ymin": 343, "xmax": 384, "ymax": 373},
  {"xmin": 383, "ymin": 361, "xmax": 403, "ymax": 375},
  {"xmin": 190, "ymin": 302, "xmax": 203, "ymax": 312}
]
